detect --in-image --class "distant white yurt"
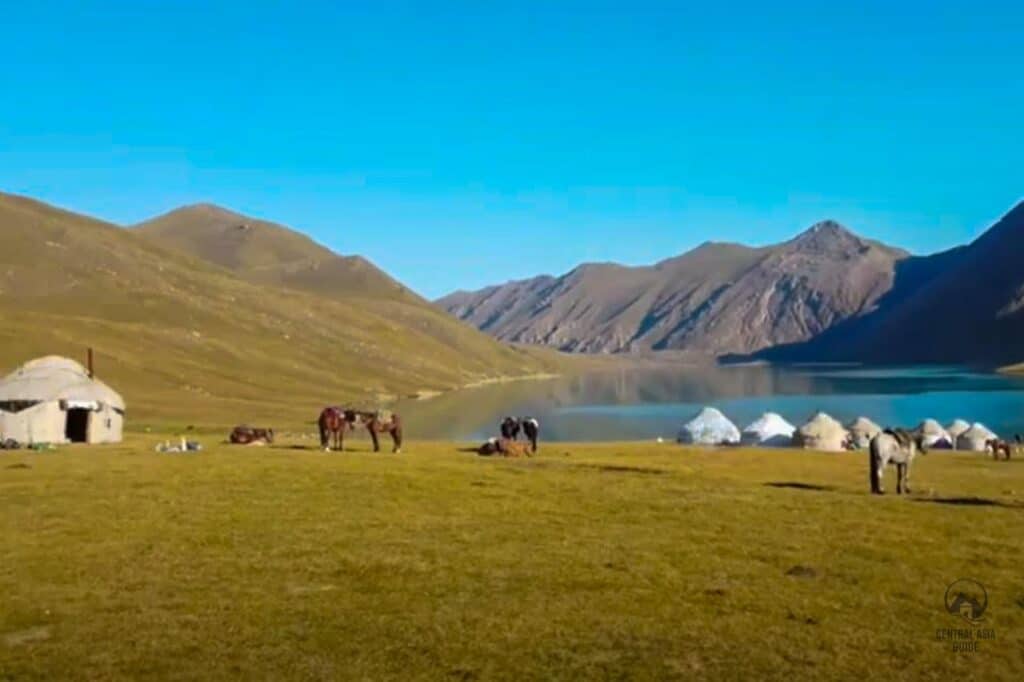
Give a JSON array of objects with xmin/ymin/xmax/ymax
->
[
  {"xmin": 0, "ymin": 356, "xmax": 124, "ymax": 445},
  {"xmin": 916, "ymin": 419, "xmax": 953, "ymax": 449},
  {"xmin": 946, "ymin": 419, "xmax": 971, "ymax": 443},
  {"xmin": 847, "ymin": 417, "xmax": 882, "ymax": 450},
  {"xmin": 793, "ymin": 412, "xmax": 850, "ymax": 452},
  {"xmin": 741, "ymin": 412, "xmax": 795, "ymax": 447},
  {"xmin": 677, "ymin": 407, "xmax": 740, "ymax": 446},
  {"xmin": 956, "ymin": 423, "xmax": 996, "ymax": 452}
]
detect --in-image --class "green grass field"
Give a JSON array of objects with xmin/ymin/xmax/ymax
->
[{"xmin": 2, "ymin": 437, "xmax": 1022, "ymax": 680}]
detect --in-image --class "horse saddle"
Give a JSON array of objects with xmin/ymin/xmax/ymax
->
[{"xmin": 884, "ymin": 428, "xmax": 913, "ymax": 447}]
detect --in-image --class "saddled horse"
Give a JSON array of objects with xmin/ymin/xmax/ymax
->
[
  {"xmin": 318, "ymin": 407, "xmax": 351, "ymax": 451},
  {"xmin": 869, "ymin": 428, "xmax": 926, "ymax": 495},
  {"xmin": 348, "ymin": 410, "xmax": 404, "ymax": 453}
]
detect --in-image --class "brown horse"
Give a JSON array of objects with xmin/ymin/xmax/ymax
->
[
  {"xmin": 318, "ymin": 407, "xmax": 350, "ymax": 451},
  {"xmin": 348, "ymin": 410, "xmax": 403, "ymax": 453},
  {"xmin": 987, "ymin": 438, "xmax": 1012, "ymax": 461}
]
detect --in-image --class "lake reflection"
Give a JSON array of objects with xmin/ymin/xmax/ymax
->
[{"xmin": 395, "ymin": 365, "xmax": 1024, "ymax": 442}]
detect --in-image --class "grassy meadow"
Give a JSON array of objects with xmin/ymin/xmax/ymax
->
[{"xmin": 2, "ymin": 436, "xmax": 1022, "ymax": 680}]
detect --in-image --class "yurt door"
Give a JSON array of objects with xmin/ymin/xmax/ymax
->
[{"xmin": 65, "ymin": 409, "xmax": 89, "ymax": 443}]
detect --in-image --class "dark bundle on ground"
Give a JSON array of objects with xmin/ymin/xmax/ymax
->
[
  {"xmin": 475, "ymin": 437, "xmax": 531, "ymax": 457},
  {"xmin": 499, "ymin": 438, "xmax": 531, "ymax": 458},
  {"xmin": 228, "ymin": 426, "xmax": 275, "ymax": 445}
]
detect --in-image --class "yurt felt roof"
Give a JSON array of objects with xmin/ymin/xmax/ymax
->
[
  {"xmin": 678, "ymin": 407, "xmax": 740, "ymax": 444},
  {"xmin": 0, "ymin": 356, "xmax": 124, "ymax": 409},
  {"xmin": 960, "ymin": 422, "xmax": 996, "ymax": 440},
  {"xmin": 798, "ymin": 412, "xmax": 847, "ymax": 437},
  {"xmin": 917, "ymin": 418, "xmax": 948, "ymax": 435},
  {"xmin": 742, "ymin": 412, "xmax": 795, "ymax": 437},
  {"xmin": 848, "ymin": 416, "xmax": 881, "ymax": 435},
  {"xmin": 946, "ymin": 419, "xmax": 971, "ymax": 437}
]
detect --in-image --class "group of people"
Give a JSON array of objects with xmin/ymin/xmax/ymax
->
[{"xmin": 477, "ymin": 416, "xmax": 541, "ymax": 457}]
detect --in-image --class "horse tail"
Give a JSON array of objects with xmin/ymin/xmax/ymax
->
[
  {"xmin": 317, "ymin": 410, "xmax": 329, "ymax": 448},
  {"xmin": 869, "ymin": 437, "xmax": 881, "ymax": 493}
]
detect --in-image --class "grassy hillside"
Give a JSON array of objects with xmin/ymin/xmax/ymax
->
[
  {"xmin": 0, "ymin": 192, "xmax": 564, "ymax": 425},
  {"xmin": 133, "ymin": 204, "xmax": 420, "ymax": 303},
  {"xmin": 1, "ymin": 437, "xmax": 1021, "ymax": 680}
]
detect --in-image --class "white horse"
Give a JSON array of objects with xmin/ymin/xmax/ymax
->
[{"xmin": 869, "ymin": 429, "xmax": 926, "ymax": 495}]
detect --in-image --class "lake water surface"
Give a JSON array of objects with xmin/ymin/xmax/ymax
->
[{"xmin": 396, "ymin": 365, "xmax": 1024, "ymax": 442}]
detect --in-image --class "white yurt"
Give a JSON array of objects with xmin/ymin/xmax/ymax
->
[
  {"xmin": 847, "ymin": 417, "xmax": 882, "ymax": 450},
  {"xmin": 956, "ymin": 423, "xmax": 996, "ymax": 452},
  {"xmin": 677, "ymin": 407, "xmax": 740, "ymax": 446},
  {"xmin": 741, "ymin": 412, "xmax": 795, "ymax": 447},
  {"xmin": 916, "ymin": 419, "xmax": 953, "ymax": 449},
  {"xmin": 0, "ymin": 356, "xmax": 124, "ymax": 445},
  {"xmin": 946, "ymin": 419, "xmax": 971, "ymax": 443},
  {"xmin": 793, "ymin": 412, "xmax": 850, "ymax": 452}
]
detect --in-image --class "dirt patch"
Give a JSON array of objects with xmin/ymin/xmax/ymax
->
[
  {"xmin": 3, "ymin": 625, "xmax": 51, "ymax": 646},
  {"xmin": 785, "ymin": 565, "xmax": 817, "ymax": 579}
]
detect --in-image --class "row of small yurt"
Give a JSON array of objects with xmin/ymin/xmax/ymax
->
[
  {"xmin": 677, "ymin": 409, "xmax": 852, "ymax": 451},
  {"xmin": 676, "ymin": 408, "xmax": 1002, "ymax": 453}
]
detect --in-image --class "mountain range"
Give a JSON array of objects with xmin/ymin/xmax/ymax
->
[
  {"xmin": 439, "ymin": 202, "xmax": 1024, "ymax": 365},
  {"xmin": 0, "ymin": 192, "xmax": 565, "ymax": 425},
  {"xmin": 5, "ymin": 187, "xmax": 1022, "ymax": 430}
]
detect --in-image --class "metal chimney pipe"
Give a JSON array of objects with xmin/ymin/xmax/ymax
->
[{"xmin": 87, "ymin": 348, "xmax": 94, "ymax": 378}]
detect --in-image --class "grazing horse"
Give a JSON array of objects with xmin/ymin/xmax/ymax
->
[
  {"xmin": 349, "ymin": 410, "xmax": 404, "ymax": 453},
  {"xmin": 987, "ymin": 438, "xmax": 1012, "ymax": 461},
  {"xmin": 521, "ymin": 417, "xmax": 540, "ymax": 453},
  {"xmin": 500, "ymin": 417, "xmax": 521, "ymax": 440},
  {"xmin": 318, "ymin": 407, "xmax": 349, "ymax": 451},
  {"xmin": 869, "ymin": 428, "xmax": 926, "ymax": 495},
  {"xmin": 229, "ymin": 425, "xmax": 274, "ymax": 445}
]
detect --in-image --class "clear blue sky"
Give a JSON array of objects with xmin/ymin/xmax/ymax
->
[{"xmin": 2, "ymin": 1, "xmax": 1021, "ymax": 298}]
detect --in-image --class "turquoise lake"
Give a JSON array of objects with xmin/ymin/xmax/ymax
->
[{"xmin": 396, "ymin": 365, "xmax": 1024, "ymax": 442}]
